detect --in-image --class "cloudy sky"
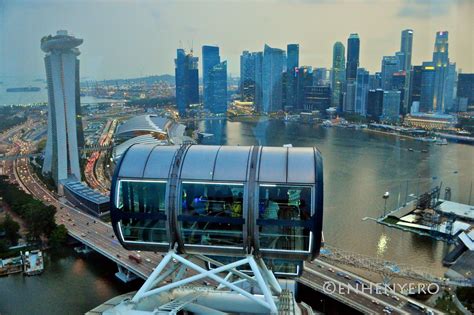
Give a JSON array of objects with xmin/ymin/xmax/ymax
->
[{"xmin": 0, "ymin": 0, "xmax": 472, "ymax": 81}]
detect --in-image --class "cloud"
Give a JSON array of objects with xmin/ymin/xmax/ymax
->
[{"xmin": 397, "ymin": 0, "xmax": 462, "ymax": 18}]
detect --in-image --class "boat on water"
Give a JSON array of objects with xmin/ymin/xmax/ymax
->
[
  {"xmin": 322, "ymin": 120, "xmax": 333, "ymax": 127},
  {"xmin": 416, "ymin": 137, "xmax": 437, "ymax": 143},
  {"xmin": 435, "ymin": 138, "xmax": 448, "ymax": 145},
  {"xmin": 22, "ymin": 250, "xmax": 44, "ymax": 276},
  {"xmin": 408, "ymin": 148, "xmax": 414, "ymax": 152},
  {"xmin": 6, "ymin": 86, "xmax": 41, "ymax": 93}
]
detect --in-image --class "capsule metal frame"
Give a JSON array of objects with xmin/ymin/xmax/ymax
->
[{"xmin": 110, "ymin": 144, "xmax": 323, "ymax": 262}]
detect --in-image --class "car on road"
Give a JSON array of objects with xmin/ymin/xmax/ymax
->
[
  {"xmin": 129, "ymin": 254, "xmax": 142, "ymax": 264},
  {"xmin": 371, "ymin": 300, "xmax": 380, "ymax": 305},
  {"xmin": 391, "ymin": 295, "xmax": 399, "ymax": 301},
  {"xmin": 328, "ymin": 267, "xmax": 334, "ymax": 273},
  {"xmin": 336, "ymin": 272, "xmax": 345, "ymax": 277},
  {"xmin": 344, "ymin": 274, "xmax": 351, "ymax": 280},
  {"xmin": 145, "ymin": 258, "xmax": 151, "ymax": 263}
]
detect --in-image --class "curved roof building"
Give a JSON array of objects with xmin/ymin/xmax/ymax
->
[
  {"xmin": 112, "ymin": 115, "xmax": 193, "ymax": 162},
  {"xmin": 115, "ymin": 114, "xmax": 171, "ymax": 141}
]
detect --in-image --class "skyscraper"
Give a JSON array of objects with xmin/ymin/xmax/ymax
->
[
  {"xmin": 408, "ymin": 65, "xmax": 423, "ymax": 112},
  {"xmin": 295, "ymin": 66, "xmax": 313, "ymax": 111},
  {"xmin": 355, "ymin": 68, "xmax": 369, "ymax": 115},
  {"xmin": 262, "ymin": 44, "xmax": 285, "ymax": 113},
  {"xmin": 202, "ymin": 45, "xmax": 221, "ymax": 110},
  {"xmin": 331, "ymin": 42, "xmax": 345, "ymax": 109},
  {"xmin": 314, "ymin": 68, "xmax": 329, "ymax": 86},
  {"xmin": 457, "ymin": 73, "xmax": 474, "ymax": 110},
  {"xmin": 399, "ymin": 29, "xmax": 414, "ymax": 116},
  {"xmin": 419, "ymin": 62, "xmax": 436, "ymax": 112},
  {"xmin": 400, "ymin": 29, "xmax": 413, "ymax": 71},
  {"xmin": 175, "ymin": 48, "xmax": 199, "ymax": 116},
  {"xmin": 207, "ymin": 61, "xmax": 228, "ymax": 114},
  {"xmin": 41, "ymin": 31, "xmax": 84, "ymax": 186},
  {"xmin": 346, "ymin": 34, "xmax": 360, "ymax": 81},
  {"xmin": 382, "ymin": 90, "xmax": 401, "ymax": 122},
  {"xmin": 443, "ymin": 62, "xmax": 456, "ymax": 112},
  {"xmin": 286, "ymin": 44, "xmax": 299, "ymax": 110},
  {"xmin": 254, "ymin": 52, "xmax": 264, "ymax": 112},
  {"xmin": 381, "ymin": 56, "xmax": 400, "ymax": 90},
  {"xmin": 367, "ymin": 89, "xmax": 384, "ymax": 121},
  {"xmin": 391, "ymin": 71, "xmax": 406, "ymax": 114},
  {"xmin": 304, "ymin": 85, "xmax": 331, "ymax": 112},
  {"xmin": 240, "ymin": 51, "xmax": 255, "ymax": 102},
  {"xmin": 369, "ymin": 72, "xmax": 382, "ymax": 90},
  {"xmin": 343, "ymin": 82, "xmax": 356, "ymax": 113},
  {"xmin": 432, "ymin": 31, "xmax": 450, "ymax": 113}
]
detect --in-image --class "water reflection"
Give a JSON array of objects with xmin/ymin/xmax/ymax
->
[
  {"xmin": 377, "ymin": 233, "xmax": 390, "ymax": 256},
  {"xmin": 71, "ymin": 257, "xmax": 86, "ymax": 275},
  {"xmin": 197, "ymin": 119, "xmax": 474, "ymax": 276}
]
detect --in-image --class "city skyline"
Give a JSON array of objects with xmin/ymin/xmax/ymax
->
[{"xmin": 1, "ymin": 0, "xmax": 472, "ymax": 81}]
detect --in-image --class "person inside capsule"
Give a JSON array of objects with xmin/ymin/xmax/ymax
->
[
  {"xmin": 181, "ymin": 183, "xmax": 244, "ymax": 247},
  {"xmin": 259, "ymin": 185, "xmax": 311, "ymax": 251}
]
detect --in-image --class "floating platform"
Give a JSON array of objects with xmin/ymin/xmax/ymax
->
[{"xmin": 22, "ymin": 250, "xmax": 44, "ymax": 276}]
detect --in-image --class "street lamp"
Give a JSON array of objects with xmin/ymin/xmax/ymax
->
[{"xmin": 383, "ymin": 191, "xmax": 390, "ymax": 217}]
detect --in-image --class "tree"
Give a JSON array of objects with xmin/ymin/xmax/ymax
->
[
  {"xmin": 49, "ymin": 224, "xmax": 68, "ymax": 248},
  {"xmin": 22, "ymin": 201, "xmax": 57, "ymax": 241},
  {"xmin": 0, "ymin": 240, "xmax": 8, "ymax": 253},
  {"xmin": 1, "ymin": 214, "xmax": 20, "ymax": 245}
]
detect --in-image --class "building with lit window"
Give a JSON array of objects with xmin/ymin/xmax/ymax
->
[
  {"xmin": 403, "ymin": 113, "xmax": 457, "ymax": 130},
  {"xmin": 420, "ymin": 62, "xmax": 436, "ymax": 112}
]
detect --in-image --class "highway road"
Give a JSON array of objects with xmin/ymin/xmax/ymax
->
[
  {"xmin": 302, "ymin": 260, "xmax": 439, "ymax": 314},
  {"xmin": 14, "ymin": 154, "xmax": 161, "ymax": 279}
]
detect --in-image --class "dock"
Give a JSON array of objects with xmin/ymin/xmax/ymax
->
[
  {"xmin": 22, "ymin": 250, "xmax": 44, "ymax": 276},
  {"xmin": 0, "ymin": 255, "xmax": 23, "ymax": 276}
]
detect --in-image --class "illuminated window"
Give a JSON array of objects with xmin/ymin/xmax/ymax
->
[{"xmin": 179, "ymin": 182, "xmax": 245, "ymax": 248}]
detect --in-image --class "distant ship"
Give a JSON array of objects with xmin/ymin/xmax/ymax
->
[{"xmin": 6, "ymin": 86, "xmax": 41, "ymax": 92}]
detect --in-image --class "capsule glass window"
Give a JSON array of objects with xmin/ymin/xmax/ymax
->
[
  {"xmin": 257, "ymin": 185, "xmax": 312, "ymax": 251},
  {"xmin": 179, "ymin": 182, "xmax": 245, "ymax": 248},
  {"xmin": 117, "ymin": 180, "xmax": 167, "ymax": 243}
]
